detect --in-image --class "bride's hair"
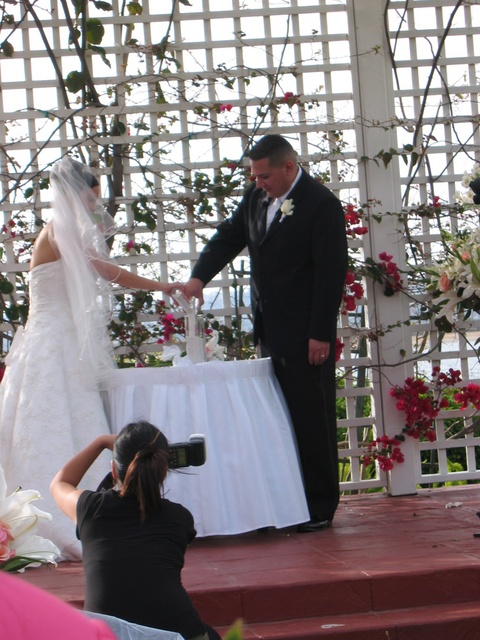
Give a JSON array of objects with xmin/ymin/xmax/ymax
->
[
  {"xmin": 50, "ymin": 157, "xmax": 100, "ymax": 192},
  {"xmin": 113, "ymin": 421, "xmax": 170, "ymax": 522},
  {"xmin": 71, "ymin": 159, "xmax": 100, "ymax": 189}
]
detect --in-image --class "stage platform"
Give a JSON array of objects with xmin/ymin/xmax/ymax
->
[{"xmin": 17, "ymin": 485, "xmax": 480, "ymax": 640}]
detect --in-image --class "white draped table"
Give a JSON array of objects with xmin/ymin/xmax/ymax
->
[{"xmin": 106, "ymin": 358, "xmax": 309, "ymax": 536}]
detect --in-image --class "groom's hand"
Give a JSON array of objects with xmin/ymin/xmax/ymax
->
[
  {"xmin": 309, "ymin": 339, "xmax": 330, "ymax": 366},
  {"xmin": 185, "ymin": 277, "xmax": 205, "ymax": 308}
]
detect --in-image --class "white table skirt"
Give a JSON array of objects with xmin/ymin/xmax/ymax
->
[{"xmin": 106, "ymin": 358, "xmax": 309, "ymax": 536}]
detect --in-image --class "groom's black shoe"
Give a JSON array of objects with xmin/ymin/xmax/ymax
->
[{"xmin": 297, "ymin": 517, "xmax": 332, "ymax": 533}]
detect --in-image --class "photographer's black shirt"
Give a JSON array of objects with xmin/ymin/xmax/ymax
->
[{"xmin": 77, "ymin": 489, "xmax": 205, "ymax": 639}]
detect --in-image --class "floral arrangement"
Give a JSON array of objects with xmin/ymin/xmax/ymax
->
[
  {"xmin": 427, "ymin": 227, "xmax": 480, "ymax": 327},
  {"xmin": 0, "ymin": 465, "xmax": 60, "ymax": 572},
  {"xmin": 363, "ymin": 367, "xmax": 480, "ymax": 471},
  {"xmin": 454, "ymin": 163, "xmax": 480, "ymax": 204}
]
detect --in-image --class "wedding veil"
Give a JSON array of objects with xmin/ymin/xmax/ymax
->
[{"xmin": 48, "ymin": 157, "xmax": 117, "ymax": 389}]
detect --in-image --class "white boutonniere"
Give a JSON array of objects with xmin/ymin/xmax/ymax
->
[{"xmin": 280, "ymin": 198, "xmax": 294, "ymax": 222}]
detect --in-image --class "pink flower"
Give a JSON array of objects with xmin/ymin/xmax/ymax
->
[
  {"xmin": 220, "ymin": 103, "xmax": 233, "ymax": 112},
  {"xmin": 125, "ymin": 240, "xmax": 135, "ymax": 251},
  {"xmin": 0, "ymin": 520, "xmax": 14, "ymax": 563},
  {"xmin": 438, "ymin": 272, "xmax": 451, "ymax": 292}
]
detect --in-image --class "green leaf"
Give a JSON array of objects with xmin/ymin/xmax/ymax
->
[
  {"xmin": 86, "ymin": 18, "xmax": 105, "ymax": 45},
  {"xmin": 71, "ymin": 0, "xmax": 83, "ymax": 17},
  {"xmin": 381, "ymin": 152, "xmax": 392, "ymax": 168},
  {"xmin": 0, "ymin": 279, "xmax": 14, "ymax": 294},
  {"xmin": 93, "ymin": 1, "xmax": 113, "ymax": 10},
  {"xmin": 110, "ymin": 120, "xmax": 126, "ymax": 136},
  {"xmin": 127, "ymin": 1, "xmax": 143, "ymax": 15},
  {"xmin": 222, "ymin": 619, "xmax": 244, "ymax": 640},
  {"xmin": 0, "ymin": 556, "xmax": 56, "ymax": 572},
  {"xmin": 470, "ymin": 258, "xmax": 480, "ymax": 284},
  {"xmin": 1, "ymin": 40, "xmax": 14, "ymax": 57},
  {"xmin": 65, "ymin": 70, "xmax": 87, "ymax": 93},
  {"xmin": 87, "ymin": 44, "xmax": 111, "ymax": 67},
  {"xmin": 68, "ymin": 27, "xmax": 81, "ymax": 45},
  {"xmin": 178, "ymin": 0, "xmax": 192, "ymax": 4}
]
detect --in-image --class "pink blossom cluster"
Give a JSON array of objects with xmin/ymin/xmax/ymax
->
[
  {"xmin": 155, "ymin": 300, "xmax": 185, "ymax": 344},
  {"xmin": 363, "ymin": 367, "xmax": 480, "ymax": 471},
  {"xmin": 363, "ymin": 435, "xmax": 405, "ymax": 471},
  {"xmin": 279, "ymin": 92, "xmax": 301, "ymax": 106},
  {"xmin": 1, "ymin": 218, "xmax": 16, "ymax": 237},
  {"xmin": 0, "ymin": 520, "xmax": 14, "ymax": 564},
  {"xmin": 378, "ymin": 251, "xmax": 403, "ymax": 293},
  {"xmin": 342, "ymin": 270, "xmax": 364, "ymax": 313},
  {"xmin": 454, "ymin": 383, "xmax": 480, "ymax": 410},
  {"xmin": 344, "ymin": 204, "xmax": 368, "ymax": 237}
]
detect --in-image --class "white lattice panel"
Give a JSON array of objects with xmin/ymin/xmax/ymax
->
[{"xmin": 2, "ymin": 0, "xmax": 480, "ymax": 491}]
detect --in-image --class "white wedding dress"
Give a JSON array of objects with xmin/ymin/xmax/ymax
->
[{"xmin": 0, "ymin": 261, "xmax": 112, "ymax": 560}]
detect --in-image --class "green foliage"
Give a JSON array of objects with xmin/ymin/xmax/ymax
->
[
  {"xmin": 222, "ymin": 620, "xmax": 244, "ymax": 640},
  {"xmin": 132, "ymin": 195, "xmax": 157, "ymax": 231},
  {"xmin": 1, "ymin": 39, "xmax": 13, "ymax": 57},
  {"xmin": 65, "ymin": 70, "xmax": 89, "ymax": 94},
  {"xmin": 85, "ymin": 18, "xmax": 104, "ymax": 44},
  {"xmin": 127, "ymin": 2, "xmax": 143, "ymax": 15}
]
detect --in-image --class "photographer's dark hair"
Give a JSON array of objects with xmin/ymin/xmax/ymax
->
[
  {"xmin": 249, "ymin": 134, "xmax": 297, "ymax": 166},
  {"xmin": 113, "ymin": 421, "xmax": 169, "ymax": 522}
]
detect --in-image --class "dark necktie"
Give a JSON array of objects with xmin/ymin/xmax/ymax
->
[{"xmin": 259, "ymin": 198, "xmax": 270, "ymax": 239}]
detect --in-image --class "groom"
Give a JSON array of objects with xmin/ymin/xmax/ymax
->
[{"xmin": 186, "ymin": 134, "xmax": 348, "ymax": 531}]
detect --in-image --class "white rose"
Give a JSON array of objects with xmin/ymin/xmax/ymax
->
[{"xmin": 280, "ymin": 199, "xmax": 294, "ymax": 221}]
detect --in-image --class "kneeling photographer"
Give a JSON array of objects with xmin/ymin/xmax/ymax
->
[{"xmin": 51, "ymin": 421, "xmax": 220, "ymax": 640}]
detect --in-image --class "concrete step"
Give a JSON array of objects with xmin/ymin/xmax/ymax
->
[
  {"xmin": 190, "ymin": 564, "xmax": 480, "ymax": 628},
  {"xmin": 216, "ymin": 600, "xmax": 480, "ymax": 640}
]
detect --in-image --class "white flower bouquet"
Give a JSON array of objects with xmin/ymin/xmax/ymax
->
[
  {"xmin": 0, "ymin": 465, "xmax": 60, "ymax": 572},
  {"xmin": 428, "ymin": 227, "xmax": 480, "ymax": 326}
]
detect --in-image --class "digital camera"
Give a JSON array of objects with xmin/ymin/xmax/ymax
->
[
  {"xmin": 168, "ymin": 434, "xmax": 206, "ymax": 469},
  {"xmin": 96, "ymin": 434, "xmax": 207, "ymax": 491}
]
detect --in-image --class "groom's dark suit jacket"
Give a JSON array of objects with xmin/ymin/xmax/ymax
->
[{"xmin": 192, "ymin": 168, "xmax": 348, "ymax": 358}]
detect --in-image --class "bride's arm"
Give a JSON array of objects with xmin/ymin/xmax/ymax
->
[
  {"xmin": 50, "ymin": 434, "xmax": 117, "ymax": 522},
  {"xmin": 91, "ymin": 257, "xmax": 183, "ymax": 295}
]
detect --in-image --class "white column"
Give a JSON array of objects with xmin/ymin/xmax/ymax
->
[{"xmin": 347, "ymin": 0, "xmax": 417, "ymax": 495}]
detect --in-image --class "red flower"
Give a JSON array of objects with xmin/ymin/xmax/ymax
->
[
  {"xmin": 379, "ymin": 252, "xmax": 392, "ymax": 261},
  {"xmin": 335, "ymin": 338, "xmax": 344, "ymax": 362},
  {"xmin": 344, "ymin": 271, "xmax": 355, "ymax": 285},
  {"xmin": 341, "ymin": 271, "xmax": 364, "ymax": 314}
]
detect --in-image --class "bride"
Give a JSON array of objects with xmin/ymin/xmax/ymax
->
[{"xmin": 0, "ymin": 157, "xmax": 182, "ymax": 560}]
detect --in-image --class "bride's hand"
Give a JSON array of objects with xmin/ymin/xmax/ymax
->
[{"xmin": 161, "ymin": 281, "xmax": 187, "ymax": 297}]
